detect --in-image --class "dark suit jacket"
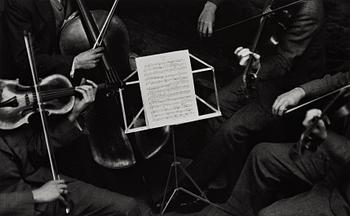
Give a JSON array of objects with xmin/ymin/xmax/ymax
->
[
  {"xmin": 4, "ymin": 0, "xmax": 75, "ymax": 82},
  {"xmin": 0, "ymin": 192, "xmax": 34, "ymax": 216},
  {"xmin": 297, "ymin": 71, "xmax": 350, "ymax": 215},
  {"xmin": 0, "ymin": 117, "xmax": 81, "ymax": 215},
  {"xmin": 208, "ymin": 0, "xmax": 326, "ymax": 109}
]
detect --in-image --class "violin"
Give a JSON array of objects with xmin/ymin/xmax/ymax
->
[
  {"xmin": 0, "ymin": 74, "xmax": 114, "ymax": 130},
  {"xmin": 287, "ymin": 85, "xmax": 350, "ymax": 155}
]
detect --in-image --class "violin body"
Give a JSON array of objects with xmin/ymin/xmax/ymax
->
[{"xmin": 0, "ymin": 74, "xmax": 74, "ymax": 130}]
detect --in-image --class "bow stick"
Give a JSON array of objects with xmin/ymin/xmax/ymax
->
[
  {"xmin": 92, "ymin": 0, "xmax": 120, "ymax": 49},
  {"xmin": 215, "ymin": 0, "xmax": 305, "ymax": 33},
  {"xmin": 24, "ymin": 31, "xmax": 71, "ymax": 215}
]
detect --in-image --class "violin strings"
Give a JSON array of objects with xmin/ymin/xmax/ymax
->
[{"xmin": 16, "ymin": 88, "xmax": 76, "ymax": 105}]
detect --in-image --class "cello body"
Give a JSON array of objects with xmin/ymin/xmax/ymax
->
[
  {"xmin": 60, "ymin": 9, "xmax": 136, "ymax": 168},
  {"xmin": 60, "ymin": 7, "xmax": 170, "ymax": 168}
]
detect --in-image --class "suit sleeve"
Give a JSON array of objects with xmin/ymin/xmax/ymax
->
[
  {"xmin": 0, "ymin": 192, "xmax": 35, "ymax": 216},
  {"xmin": 258, "ymin": 0, "xmax": 324, "ymax": 80},
  {"xmin": 5, "ymin": 0, "xmax": 74, "ymax": 80},
  {"xmin": 29, "ymin": 116, "xmax": 82, "ymax": 151},
  {"xmin": 0, "ymin": 140, "xmax": 36, "ymax": 216},
  {"xmin": 300, "ymin": 71, "xmax": 350, "ymax": 98}
]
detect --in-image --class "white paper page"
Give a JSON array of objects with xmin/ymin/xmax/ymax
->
[{"xmin": 136, "ymin": 50, "xmax": 199, "ymax": 128}]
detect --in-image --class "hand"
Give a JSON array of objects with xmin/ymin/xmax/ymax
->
[
  {"xmin": 68, "ymin": 79, "xmax": 98, "ymax": 122},
  {"xmin": 73, "ymin": 47, "xmax": 104, "ymax": 70},
  {"xmin": 198, "ymin": 1, "xmax": 217, "ymax": 38},
  {"xmin": 302, "ymin": 109, "xmax": 327, "ymax": 140},
  {"xmin": 272, "ymin": 87, "xmax": 306, "ymax": 116},
  {"xmin": 32, "ymin": 180, "xmax": 68, "ymax": 203},
  {"xmin": 234, "ymin": 47, "xmax": 261, "ymax": 70}
]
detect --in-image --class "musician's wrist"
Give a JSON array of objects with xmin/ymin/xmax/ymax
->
[
  {"xmin": 32, "ymin": 188, "xmax": 45, "ymax": 203},
  {"xmin": 294, "ymin": 87, "xmax": 306, "ymax": 99},
  {"xmin": 204, "ymin": 1, "xmax": 218, "ymax": 12}
]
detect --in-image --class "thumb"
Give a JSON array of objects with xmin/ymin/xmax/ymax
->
[{"xmin": 79, "ymin": 78, "xmax": 86, "ymax": 86}]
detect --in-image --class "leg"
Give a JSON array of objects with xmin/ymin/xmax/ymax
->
[
  {"xmin": 56, "ymin": 179, "xmax": 141, "ymax": 216},
  {"xmin": 224, "ymin": 142, "xmax": 331, "ymax": 216},
  {"xmin": 206, "ymin": 76, "xmax": 249, "ymax": 137},
  {"xmin": 186, "ymin": 99, "xmax": 275, "ymax": 189},
  {"xmin": 258, "ymin": 184, "xmax": 336, "ymax": 216}
]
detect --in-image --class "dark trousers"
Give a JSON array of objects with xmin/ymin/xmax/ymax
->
[
  {"xmin": 35, "ymin": 178, "xmax": 141, "ymax": 216},
  {"xmin": 205, "ymin": 142, "xmax": 349, "ymax": 216},
  {"xmin": 185, "ymin": 75, "xmax": 278, "ymax": 189}
]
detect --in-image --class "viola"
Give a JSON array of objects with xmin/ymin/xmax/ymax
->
[{"xmin": 0, "ymin": 74, "xmax": 114, "ymax": 130}]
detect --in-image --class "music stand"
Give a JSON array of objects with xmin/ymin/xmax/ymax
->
[{"xmin": 118, "ymin": 50, "xmax": 234, "ymax": 215}]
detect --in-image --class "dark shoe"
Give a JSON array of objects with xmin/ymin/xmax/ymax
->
[
  {"xmin": 176, "ymin": 197, "xmax": 209, "ymax": 213},
  {"xmin": 154, "ymin": 190, "xmax": 208, "ymax": 214}
]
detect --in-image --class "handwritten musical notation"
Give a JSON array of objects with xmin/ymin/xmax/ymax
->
[{"xmin": 136, "ymin": 50, "xmax": 199, "ymax": 128}]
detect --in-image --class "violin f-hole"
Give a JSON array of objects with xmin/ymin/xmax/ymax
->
[{"xmin": 0, "ymin": 96, "xmax": 18, "ymax": 108}]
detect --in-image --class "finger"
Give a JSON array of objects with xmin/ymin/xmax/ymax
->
[
  {"xmin": 277, "ymin": 103, "xmax": 287, "ymax": 116},
  {"xmin": 92, "ymin": 47, "xmax": 104, "ymax": 53},
  {"xmin": 199, "ymin": 22, "xmax": 205, "ymax": 38},
  {"xmin": 252, "ymin": 53, "xmax": 261, "ymax": 60},
  {"xmin": 197, "ymin": 18, "xmax": 202, "ymax": 32},
  {"xmin": 55, "ymin": 179, "xmax": 66, "ymax": 184},
  {"xmin": 234, "ymin": 47, "xmax": 243, "ymax": 55},
  {"xmin": 237, "ymin": 48, "xmax": 251, "ymax": 58},
  {"xmin": 317, "ymin": 119, "xmax": 326, "ymax": 129},
  {"xmin": 85, "ymin": 79, "xmax": 98, "ymax": 89},
  {"xmin": 239, "ymin": 56, "xmax": 250, "ymax": 66},
  {"xmin": 75, "ymin": 87, "xmax": 89, "ymax": 100},
  {"xmin": 80, "ymin": 78, "xmax": 86, "ymax": 85},
  {"xmin": 272, "ymin": 97, "xmax": 281, "ymax": 115},
  {"xmin": 208, "ymin": 23, "xmax": 213, "ymax": 37},
  {"xmin": 91, "ymin": 53, "xmax": 103, "ymax": 60},
  {"xmin": 78, "ymin": 85, "xmax": 94, "ymax": 101},
  {"xmin": 57, "ymin": 184, "xmax": 68, "ymax": 190},
  {"xmin": 273, "ymin": 98, "xmax": 285, "ymax": 116}
]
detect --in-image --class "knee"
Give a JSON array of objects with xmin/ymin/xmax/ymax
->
[
  {"xmin": 258, "ymin": 206, "xmax": 275, "ymax": 216},
  {"xmin": 250, "ymin": 143, "xmax": 274, "ymax": 160},
  {"xmin": 248, "ymin": 143, "xmax": 277, "ymax": 170},
  {"xmin": 258, "ymin": 208, "xmax": 269, "ymax": 216},
  {"xmin": 121, "ymin": 198, "xmax": 141, "ymax": 216},
  {"xmin": 218, "ymin": 121, "xmax": 248, "ymax": 147}
]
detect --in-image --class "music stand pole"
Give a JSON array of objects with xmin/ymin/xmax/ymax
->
[{"xmin": 160, "ymin": 127, "xmax": 235, "ymax": 215}]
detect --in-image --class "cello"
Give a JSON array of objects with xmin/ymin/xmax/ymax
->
[{"xmin": 59, "ymin": 0, "xmax": 170, "ymax": 168}]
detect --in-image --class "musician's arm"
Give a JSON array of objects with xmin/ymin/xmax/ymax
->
[
  {"xmin": 258, "ymin": 0, "xmax": 324, "ymax": 80},
  {"xmin": 0, "ymin": 192, "xmax": 35, "ymax": 216},
  {"xmin": 47, "ymin": 81, "xmax": 97, "ymax": 147},
  {"xmin": 300, "ymin": 72, "xmax": 350, "ymax": 99},
  {"xmin": 5, "ymin": 0, "xmax": 74, "ymax": 80},
  {"xmin": 48, "ymin": 117, "xmax": 83, "ymax": 148}
]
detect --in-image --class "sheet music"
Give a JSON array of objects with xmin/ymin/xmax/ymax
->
[{"xmin": 136, "ymin": 50, "xmax": 199, "ymax": 128}]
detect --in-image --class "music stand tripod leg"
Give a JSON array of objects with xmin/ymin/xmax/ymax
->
[{"xmin": 160, "ymin": 128, "xmax": 235, "ymax": 216}]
